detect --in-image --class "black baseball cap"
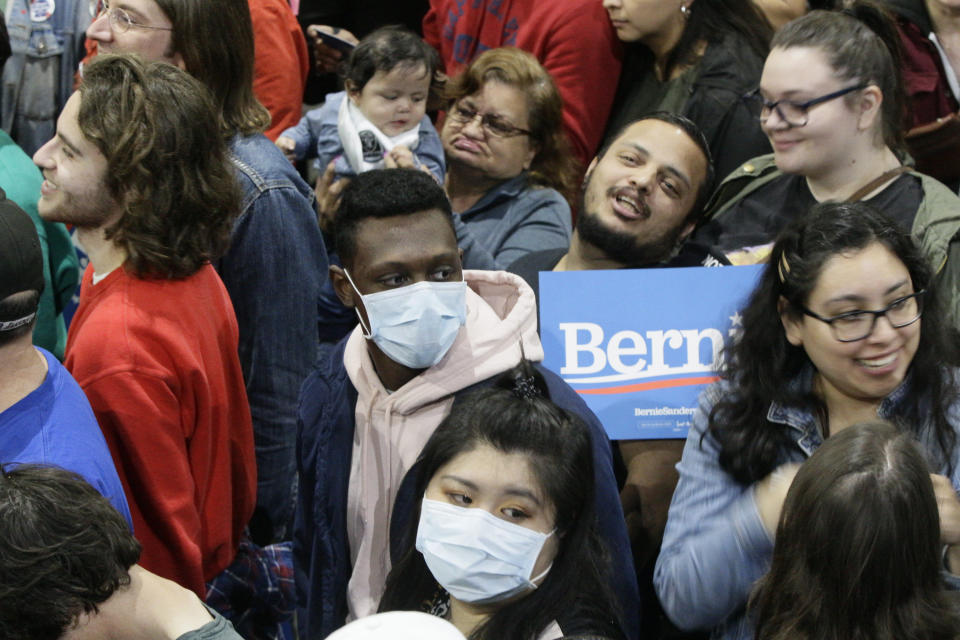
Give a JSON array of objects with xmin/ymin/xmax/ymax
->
[{"xmin": 0, "ymin": 191, "xmax": 44, "ymax": 331}]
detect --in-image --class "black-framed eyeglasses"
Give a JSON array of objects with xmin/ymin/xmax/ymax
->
[
  {"xmin": 448, "ymin": 102, "xmax": 532, "ymax": 139},
  {"xmin": 800, "ymin": 290, "xmax": 925, "ymax": 342},
  {"xmin": 743, "ymin": 84, "xmax": 868, "ymax": 127},
  {"xmin": 92, "ymin": 0, "xmax": 174, "ymax": 33}
]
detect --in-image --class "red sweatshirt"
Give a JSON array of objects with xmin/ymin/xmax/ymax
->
[
  {"xmin": 423, "ymin": 0, "xmax": 623, "ymax": 169},
  {"xmin": 65, "ymin": 264, "xmax": 256, "ymax": 597},
  {"xmin": 250, "ymin": 0, "xmax": 310, "ymax": 141}
]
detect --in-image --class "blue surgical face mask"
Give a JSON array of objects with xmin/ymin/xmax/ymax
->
[
  {"xmin": 415, "ymin": 498, "xmax": 554, "ymax": 604},
  {"xmin": 343, "ymin": 269, "xmax": 467, "ymax": 370}
]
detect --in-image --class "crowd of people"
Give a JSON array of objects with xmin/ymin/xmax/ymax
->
[{"xmin": 1, "ymin": 1, "xmax": 960, "ymax": 639}]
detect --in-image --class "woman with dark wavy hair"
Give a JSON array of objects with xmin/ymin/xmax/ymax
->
[
  {"xmin": 654, "ymin": 201, "xmax": 960, "ymax": 639},
  {"xmin": 750, "ymin": 421, "xmax": 960, "ymax": 640},
  {"xmin": 441, "ymin": 48, "xmax": 579, "ymax": 271},
  {"xmin": 379, "ymin": 361, "xmax": 624, "ymax": 640}
]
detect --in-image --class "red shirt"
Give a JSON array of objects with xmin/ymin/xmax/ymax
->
[
  {"xmin": 250, "ymin": 0, "xmax": 310, "ymax": 141},
  {"xmin": 423, "ymin": 0, "xmax": 622, "ymax": 169},
  {"xmin": 66, "ymin": 264, "xmax": 256, "ymax": 596}
]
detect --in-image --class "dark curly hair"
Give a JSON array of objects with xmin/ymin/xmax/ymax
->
[
  {"xmin": 751, "ymin": 421, "xmax": 960, "ymax": 640},
  {"xmin": 333, "ymin": 168, "xmax": 453, "ymax": 270},
  {"xmin": 380, "ymin": 361, "xmax": 624, "ymax": 640},
  {"xmin": 708, "ymin": 202, "xmax": 960, "ymax": 485},
  {"xmin": 444, "ymin": 47, "xmax": 580, "ymax": 207},
  {"xmin": 78, "ymin": 54, "xmax": 240, "ymax": 279},
  {"xmin": 0, "ymin": 464, "xmax": 141, "ymax": 640}
]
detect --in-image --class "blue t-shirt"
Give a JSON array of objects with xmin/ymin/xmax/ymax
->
[{"xmin": 0, "ymin": 347, "xmax": 133, "ymax": 528}]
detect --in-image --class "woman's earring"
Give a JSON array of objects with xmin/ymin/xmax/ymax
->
[{"xmin": 680, "ymin": 4, "xmax": 690, "ymax": 18}]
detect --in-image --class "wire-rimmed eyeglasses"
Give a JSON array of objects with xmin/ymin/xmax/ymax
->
[
  {"xmin": 91, "ymin": 0, "xmax": 174, "ymax": 33},
  {"xmin": 447, "ymin": 102, "xmax": 532, "ymax": 139}
]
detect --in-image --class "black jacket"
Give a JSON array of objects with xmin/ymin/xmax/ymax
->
[{"xmin": 605, "ymin": 33, "xmax": 771, "ymax": 182}]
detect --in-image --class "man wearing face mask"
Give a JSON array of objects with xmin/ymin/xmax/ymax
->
[{"xmin": 294, "ymin": 169, "xmax": 639, "ymax": 640}]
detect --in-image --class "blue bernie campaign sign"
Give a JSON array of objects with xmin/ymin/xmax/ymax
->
[{"xmin": 539, "ymin": 265, "xmax": 763, "ymax": 440}]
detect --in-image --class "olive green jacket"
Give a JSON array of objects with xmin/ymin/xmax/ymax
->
[{"xmin": 701, "ymin": 153, "xmax": 960, "ymax": 323}]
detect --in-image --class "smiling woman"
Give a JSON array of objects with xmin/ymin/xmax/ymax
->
[
  {"xmin": 693, "ymin": 1, "xmax": 960, "ymax": 317},
  {"xmin": 655, "ymin": 202, "xmax": 960, "ymax": 640},
  {"xmin": 441, "ymin": 48, "xmax": 579, "ymax": 271}
]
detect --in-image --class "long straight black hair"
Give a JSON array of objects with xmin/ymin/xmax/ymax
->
[{"xmin": 379, "ymin": 361, "xmax": 623, "ymax": 640}]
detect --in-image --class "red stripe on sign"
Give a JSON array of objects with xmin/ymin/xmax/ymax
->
[{"xmin": 575, "ymin": 375, "xmax": 720, "ymax": 395}]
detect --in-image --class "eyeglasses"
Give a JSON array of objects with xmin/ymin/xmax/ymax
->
[
  {"xmin": 448, "ymin": 102, "xmax": 532, "ymax": 138},
  {"xmin": 744, "ymin": 84, "xmax": 868, "ymax": 127},
  {"xmin": 800, "ymin": 290, "xmax": 925, "ymax": 342},
  {"xmin": 92, "ymin": 0, "xmax": 174, "ymax": 33}
]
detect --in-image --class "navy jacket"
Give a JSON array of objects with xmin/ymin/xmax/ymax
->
[{"xmin": 294, "ymin": 339, "xmax": 641, "ymax": 639}]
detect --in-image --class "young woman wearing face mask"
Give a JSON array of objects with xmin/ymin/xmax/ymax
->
[
  {"xmin": 750, "ymin": 421, "xmax": 960, "ymax": 640},
  {"xmin": 694, "ymin": 2, "xmax": 960, "ymax": 315},
  {"xmin": 600, "ymin": 0, "xmax": 774, "ymax": 181},
  {"xmin": 379, "ymin": 361, "xmax": 625, "ymax": 640},
  {"xmin": 654, "ymin": 202, "xmax": 960, "ymax": 640}
]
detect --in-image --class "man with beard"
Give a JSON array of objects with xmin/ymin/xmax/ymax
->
[
  {"xmin": 508, "ymin": 113, "xmax": 725, "ymax": 301},
  {"xmin": 32, "ymin": 54, "xmax": 256, "ymax": 599},
  {"xmin": 507, "ymin": 112, "xmax": 724, "ymax": 638}
]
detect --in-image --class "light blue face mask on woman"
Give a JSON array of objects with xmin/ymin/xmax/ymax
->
[
  {"xmin": 415, "ymin": 498, "xmax": 555, "ymax": 604},
  {"xmin": 343, "ymin": 270, "xmax": 467, "ymax": 370}
]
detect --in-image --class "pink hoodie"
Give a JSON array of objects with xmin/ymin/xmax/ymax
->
[{"xmin": 341, "ymin": 269, "xmax": 543, "ymax": 619}]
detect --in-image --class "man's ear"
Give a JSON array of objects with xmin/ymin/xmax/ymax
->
[
  {"xmin": 584, "ymin": 156, "xmax": 598, "ymax": 180},
  {"xmin": 679, "ymin": 219, "xmax": 696, "ymax": 243},
  {"xmin": 779, "ymin": 296, "xmax": 803, "ymax": 347},
  {"xmin": 330, "ymin": 265, "xmax": 356, "ymax": 308}
]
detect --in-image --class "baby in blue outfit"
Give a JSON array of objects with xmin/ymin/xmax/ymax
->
[{"xmin": 276, "ymin": 26, "xmax": 444, "ymax": 182}]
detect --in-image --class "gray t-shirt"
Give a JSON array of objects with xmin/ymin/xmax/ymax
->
[{"xmin": 175, "ymin": 607, "xmax": 243, "ymax": 640}]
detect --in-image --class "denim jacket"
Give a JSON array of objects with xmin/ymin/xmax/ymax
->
[
  {"xmin": 216, "ymin": 133, "xmax": 329, "ymax": 542},
  {"xmin": 455, "ymin": 174, "xmax": 571, "ymax": 271},
  {"xmin": 654, "ymin": 369, "xmax": 960, "ymax": 640},
  {"xmin": 2, "ymin": 0, "xmax": 90, "ymax": 155}
]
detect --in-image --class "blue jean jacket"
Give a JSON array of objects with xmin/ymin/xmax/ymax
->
[
  {"xmin": 454, "ymin": 173, "xmax": 571, "ymax": 271},
  {"xmin": 2, "ymin": 0, "xmax": 90, "ymax": 155},
  {"xmin": 654, "ymin": 369, "xmax": 960, "ymax": 639},
  {"xmin": 216, "ymin": 133, "xmax": 328, "ymax": 543}
]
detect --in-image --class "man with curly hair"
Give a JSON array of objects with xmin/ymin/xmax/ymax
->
[
  {"xmin": 86, "ymin": 0, "xmax": 328, "ymax": 546},
  {"xmin": 0, "ymin": 464, "xmax": 243, "ymax": 640},
  {"xmin": 32, "ymin": 53, "xmax": 257, "ymax": 598}
]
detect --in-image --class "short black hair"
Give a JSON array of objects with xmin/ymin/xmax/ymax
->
[
  {"xmin": 333, "ymin": 168, "xmax": 454, "ymax": 269},
  {"xmin": 343, "ymin": 25, "xmax": 440, "ymax": 93},
  {"xmin": 0, "ymin": 464, "xmax": 141, "ymax": 640},
  {"xmin": 596, "ymin": 112, "xmax": 715, "ymax": 223}
]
